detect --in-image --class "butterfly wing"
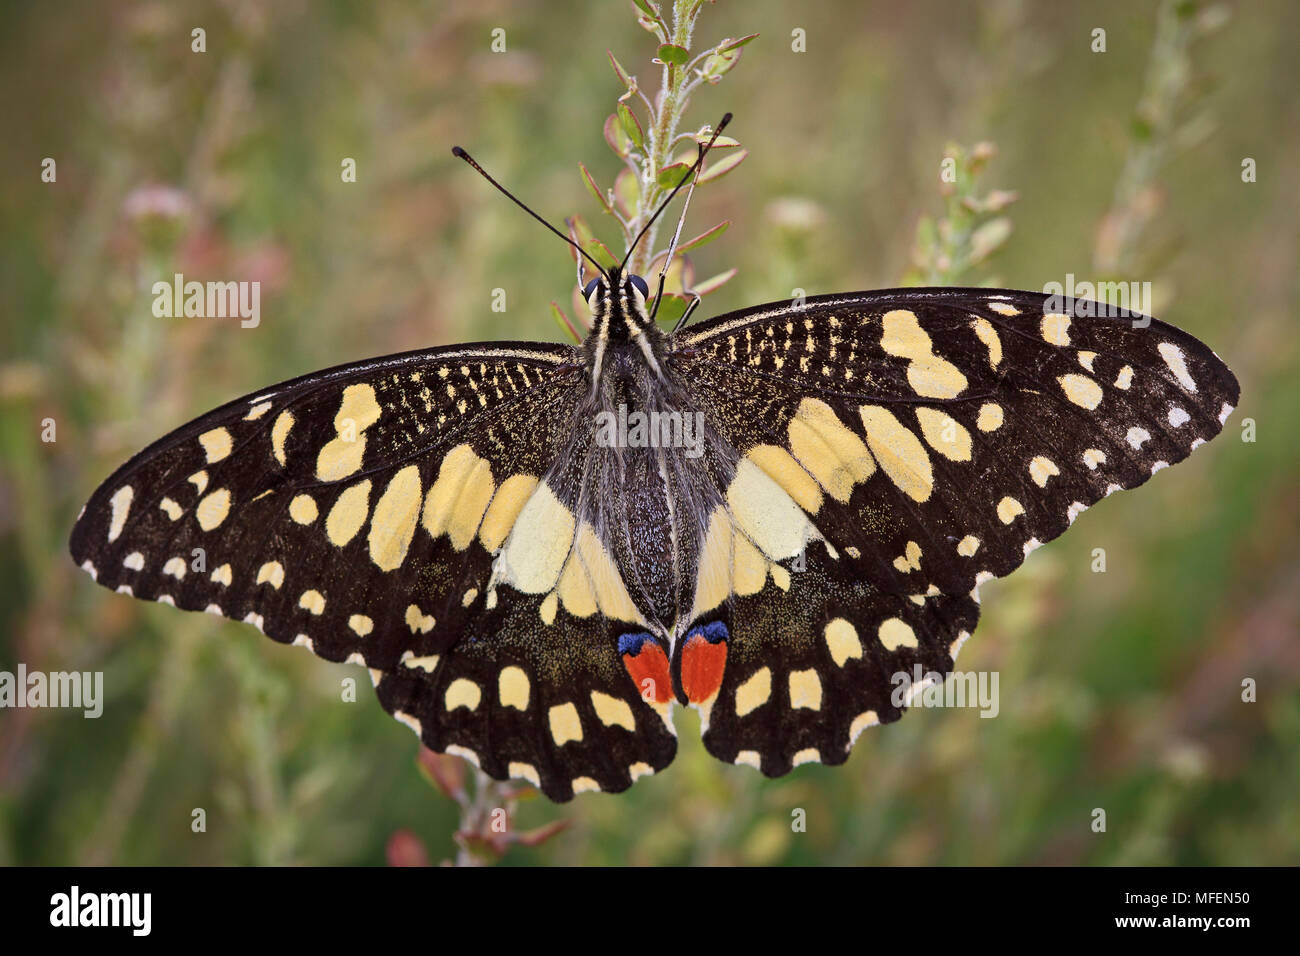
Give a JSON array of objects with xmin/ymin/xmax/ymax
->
[
  {"xmin": 70, "ymin": 341, "xmax": 676, "ymax": 801},
  {"xmin": 672, "ymin": 287, "xmax": 1239, "ymax": 773}
]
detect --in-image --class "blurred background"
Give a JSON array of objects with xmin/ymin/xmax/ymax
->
[{"xmin": 2, "ymin": 0, "xmax": 1298, "ymax": 866}]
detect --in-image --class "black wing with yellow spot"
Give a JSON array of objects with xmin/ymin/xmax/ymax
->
[
  {"xmin": 670, "ymin": 287, "xmax": 1238, "ymax": 774},
  {"xmin": 69, "ymin": 341, "xmax": 675, "ymax": 801}
]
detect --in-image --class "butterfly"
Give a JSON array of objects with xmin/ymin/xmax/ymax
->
[{"xmin": 70, "ymin": 120, "xmax": 1239, "ymax": 801}]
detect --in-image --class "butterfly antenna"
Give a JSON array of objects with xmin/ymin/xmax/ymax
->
[
  {"xmin": 620, "ymin": 112, "xmax": 732, "ymax": 274},
  {"xmin": 452, "ymin": 146, "xmax": 608, "ymax": 278}
]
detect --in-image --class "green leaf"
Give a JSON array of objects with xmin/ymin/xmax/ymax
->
[
  {"xmin": 697, "ymin": 148, "xmax": 748, "ymax": 184},
  {"xmin": 550, "ymin": 301, "xmax": 582, "ymax": 343},
  {"xmin": 656, "ymin": 43, "xmax": 689, "ymax": 66},
  {"xmin": 631, "ymin": 0, "xmax": 660, "ymax": 18},
  {"xmin": 693, "ymin": 267, "xmax": 737, "ymax": 296},
  {"xmin": 700, "ymin": 48, "xmax": 742, "ymax": 82},
  {"xmin": 614, "ymin": 168, "xmax": 640, "ymax": 218},
  {"xmin": 617, "ymin": 103, "xmax": 645, "ymax": 150},
  {"xmin": 567, "ymin": 214, "xmax": 597, "ymax": 248},
  {"xmin": 604, "ymin": 113, "xmax": 632, "ymax": 158},
  {"xmin": 656, "ymin": 161, "xmax": 694, "ymax": 190},
  {"xmin": 651, "ymin": 293, "xmax": 690, "ymax": 327},
  {"xmin": 688, "ymin": 132, "xmax": 741, "ymax": 149},
  {"xmin": 579, "ymin": 163, "xmax": 612, "ymax": 215},
  {"xmin": 675, "ymin": 219, "xmax": 730, "ymax": 253},
  {"xmin": 583, "ymin": 238, "xmax": 619, "ymax": 271},
  {"xmin": 717, "ymin": 33, "xmax": 759, "ymax": 53},
  {"xmin": 607, "ymin": 50, "xmax": 634, "ymax": 90}
]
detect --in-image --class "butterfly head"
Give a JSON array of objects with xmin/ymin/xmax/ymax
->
[
  {"xmin": 583, "ymin": 268, "xmax": 653, "ymax": 340},
  {"xmin": 582, "ymin": 267, "xmax": 665, "ymax": 386}
]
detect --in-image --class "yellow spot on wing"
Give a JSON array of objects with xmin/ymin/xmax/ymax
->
[
  {"xmin": 509, "ymin": 762, "xmax": 540, "ymax": 786},
  {"xmin": 336, "ymin": 383, "xmax": 382, "ymax": 431},
  {"xmin": 789, "ymin": 669, "xmax": 822, "ymax": 710},
  {"xmin": 735, "ymin": 667, "xmax": 772, "ymax": 717},
  {"xmin": 298, "ymin": 589, "xmax": 325, "ymax": 615},
  {"xmin": 878, "ymin": 617, "xmax": 918, "ymax": 650},
  {"xmin": 1041, "ymin": 313, "xmax": 1071, "ymax": 346},
  {"xmin": 445, "ymin": 678, "xmax": 481, "ymax": 712},
  {"xmin": 368, "ymin": 465, "xmax": 422, "ymax": 571},
  {"xmin": 557, "ymin": 523, "xmax": 643, "ymax": 622},
  {"xmin": 404, "ymin": 604, "xmax": 434, "ymax": 633},
  {"xmin": 256, "ymin": 561, "xmax": 284, "ymax": 589},
  {"xmin": 548, "ymin": 702, "xmax": 583, "ymax": 745},
  {"xmin": 479, "ymin": 473, "xmax": 539, "ymax": 552},
  {"xmin": 502, "ymin": 482, "xmax": 575, "ymax": 594},
  {"xmin": 499, "ymin": 667, "xmax": 530, "ymax": 710},
  {"xmin": 327, "ymin": 480, "xmax": 372, "ymax": 546},
  {"xmin": 849, "ymin": 710, "xmax": 880, "ymax": 743},
  {"xmin": 691, "ymin": 508, "xmax": 733, "ymax": 619},
  {"xmin": 880, "ymin": 309, "xmax": 968, "ymax": 398},
  {"xmin": 824, "ymin": 618, "xmax": 863, "ymax": 666},
  {"xmin": 1058, "ymin": 373, "xmax": 1103, "ymax": 410},
  {"xmin": 315, "ymin": 434, "xmax": 366, "ymax": 483},
  {"xmin": 731, "ymin": 531, "xmax": 767, "ymax": 596},
  {"xmin": 976, "ymin": 403, "xmax": 1004, "ymax": 432},
  {"xmin": 107, "ymin": 486, "xmax": 133, "ymax": 542},
  {"xmin": 348, "ymin": 614, "xmax": 374, "ymax": 636},
  {"xmin": 726, "ymin": 459, "xmax": 816, "ymax": 560},
  {"xmin": 957, "ymin": 535, "xmax": 980, "ymax": 556},
  {"xmin": 747, "ymin": 444, "xmax": 823, "ymax": 513},
  {"xmin": 971, "ymin": 317, "xmax": 1002, "ymax": 368},
  {"xmin": 1029, "ymin": 455, "xmax": 1060, "ymax": 488},
  {"xmin": 590, "ymin": 690, "xmax": 635, "ymax": 730},
  {"xmin": 289, "ymin": 494, "xmax": 318, "ymax": 525},
  {"xmin": 1157, "ymin": 342, "xmax": 1197, "ymax": 392},
  {"xmin": 997, "ymin": 496, "xmax": 1025, "ymax": 523},
  {"xmin": 199, "ymin": 428, "xmax": 232, "ymax": 463},
  {"xmin": 271, "ymin": 411, "xmax": 293, "ymax": 466},
  {"xmin": 785, "ymin": 398, "xmax": 873, "ymax": 503},
  {"xmin": 196, "ymin": 488, "xmax": 231, "ymax": 531},
  {"xmin": 159, "ymin": 497, "xmax": 183, "ymax": 521},
  {"xmin": 859, "ymin": 406, "xmax": 934, "ymax": 502},
  {"xmin": 915, "ymin": 408, "xmax": 972, "ymax": 461}
]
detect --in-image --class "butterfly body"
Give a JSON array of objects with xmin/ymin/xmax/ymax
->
[{"xmin": 71, "ymin": 285, "xmax": 1238, "ymax": 800}]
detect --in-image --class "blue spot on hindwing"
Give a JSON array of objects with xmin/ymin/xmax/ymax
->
[{"xmin": 618, "ymin": 631, "xmax": 656, "ymax": 657}]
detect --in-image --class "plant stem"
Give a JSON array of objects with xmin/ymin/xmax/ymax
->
[{"xmin": 627, "ymin": 0, "xmax": 705, "ymax": 276}]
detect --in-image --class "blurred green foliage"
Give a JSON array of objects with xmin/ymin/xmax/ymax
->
[{"xmin": 1, "ymin": 0, "xmax": 1298, "ymax": 866}]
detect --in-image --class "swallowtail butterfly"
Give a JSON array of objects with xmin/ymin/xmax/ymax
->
[{"xmin": 70, "ymin": 119, "xmax": 1239, "ymax": 801}]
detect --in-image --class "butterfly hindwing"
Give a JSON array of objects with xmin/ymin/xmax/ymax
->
[{"xmin": 671, "ymin": 288, "xmax": 1238, "ymax": 772}]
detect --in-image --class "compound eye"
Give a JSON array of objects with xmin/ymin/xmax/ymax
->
[
  {"xmin": 630, "ymin": 275, "xmax": 650, "ymax": 298},
  {"xmin": 583, "ymin": 277, "xmax": 601, "ymax": 299}
]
